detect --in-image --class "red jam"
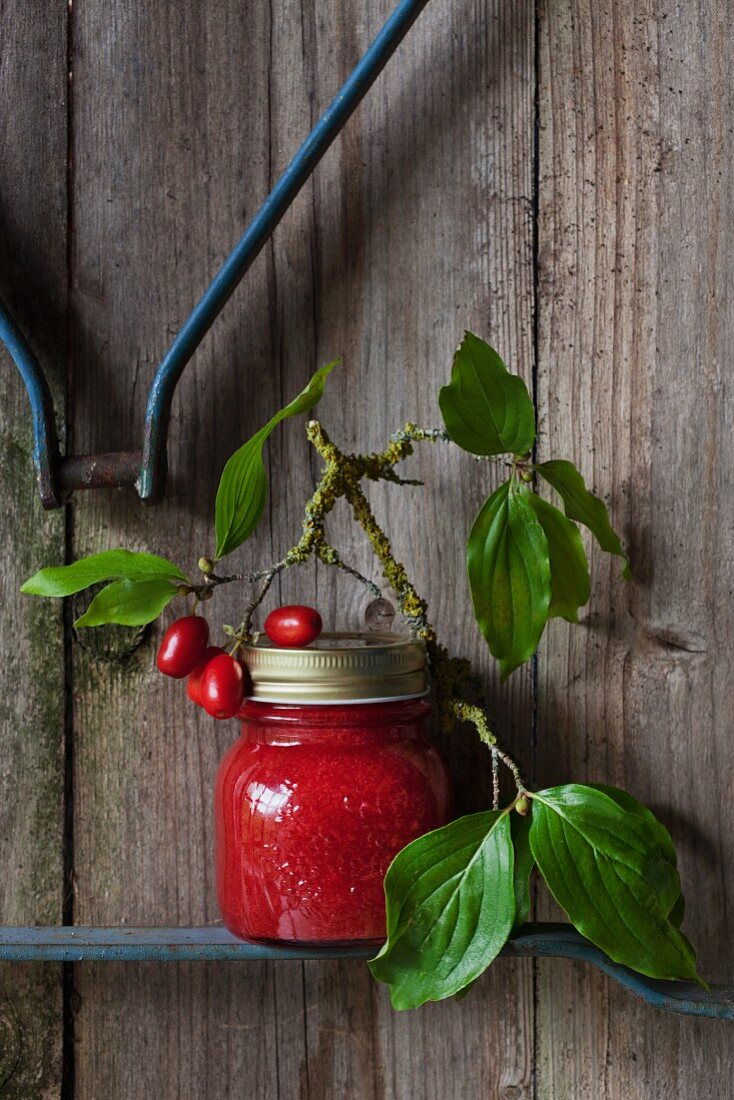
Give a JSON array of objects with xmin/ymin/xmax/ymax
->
[{"xmin": 215, "ymin": 698, "xmax": 451, "ymax": 945}]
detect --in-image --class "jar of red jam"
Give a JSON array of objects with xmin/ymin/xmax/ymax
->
[{"xmin": 215, "ymin": 633, "xmax": 451, "ymax": 945}]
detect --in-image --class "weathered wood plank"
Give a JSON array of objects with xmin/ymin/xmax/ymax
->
[
  {"xmin": 0, "ymin": 2, "xmax": 67, "ymax": 1095},
  {"xmin": 68, "ymin": 0, "xmax": 537, "ymax": 1096},
  {"xmin": 298, "ymin": 2, "xmax": 536, "ymax": 1097},
  {"xmin": 68, "ymin": 1, "xmax": 290, "ymax": 1096},
  {"xmin": 536, "ymin": 0, "xmax": 734, "ymax": 1095}
]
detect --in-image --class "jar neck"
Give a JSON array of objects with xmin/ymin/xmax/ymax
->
[{"xmin": 238, "ymin": 698, "xmax": 432, "ymax": 746}]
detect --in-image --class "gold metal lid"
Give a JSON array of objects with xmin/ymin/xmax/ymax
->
[{"xmin": 242, "ymin": 632, "xmax": 427, "ymax": 704}]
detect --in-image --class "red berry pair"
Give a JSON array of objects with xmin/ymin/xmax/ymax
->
[{"xmin": 156, "ymin": 616, "xmax": 247, "ymax": 719}]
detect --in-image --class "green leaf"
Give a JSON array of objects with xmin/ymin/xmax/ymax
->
[
  {"xmin": 214, "ymin": 428, "xmax": 269, "ymax": 560},
  {"xmin": 585, "ymin": 784, "xmax": 677, "ymax": 865},
  {"xmin": 526, "ymin": 494, "xmax": 591, "ymax": 622},
  {"xmin": 669, "ymin": 893, "xmax": 685, "ymax": 930},
  {"xmin": 214, "ymin": 359, "xmax": 338, "ymax": 559},
  {"xmin": 369, "ymin": 810, "xmax": 516, "ymax": 1009},
  {"xmin": 511, "ymin": 813, "xmax": 534, "ymax": 929},
  {"xmin": 21, "ymin": 549, "xmax": 187, "ymax": 597},
  {"xmin": 73, "ymin": 578, "xmax": 179, "ymax": 628},
  {"xmin": 467, "ymin": 481, "xmax": 551, "ymax": 680},
  {"xmin": 529, "ymin": 784, "xmax": 701, "ymax": 983},
  {"xmin": 536, "ymin": 460, "xmax": 630, "ymax": 579},
  {"xmin": 585, "ymin": 783, "xmax": 681, "ymax": 919},
  {"xmin": 439, "ymin": 332, "xmax": 535, "ymax": 457}
]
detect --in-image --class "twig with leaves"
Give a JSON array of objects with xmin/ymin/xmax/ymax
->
[{"xmin": 22, "ymin": 333, "xmax": 704, "ymax": 1009}]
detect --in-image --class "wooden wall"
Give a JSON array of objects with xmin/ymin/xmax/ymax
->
[{"xmin": 1, "ymin": 0, "xmax": 732, "ymax": 1096}]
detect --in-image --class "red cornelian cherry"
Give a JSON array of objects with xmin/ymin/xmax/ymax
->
[
  {"xmin": 264, "ymin": 605, "xmax": 323, "ymax": 647},
  {"xmin": 201, "ymin": 654, "xmax": 248, "ymax": 719},
  {"xmin": 187, "ymin": 646, "xmax": 225, "ymax": 707},
  {"xmin": 156, "ymin": 615, "xmax": 210, "ymax": 678}
]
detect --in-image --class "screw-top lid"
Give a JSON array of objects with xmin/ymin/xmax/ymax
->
[{"xmin": 242, "ymin": 631, "xmax": 427, "ymax": 704}]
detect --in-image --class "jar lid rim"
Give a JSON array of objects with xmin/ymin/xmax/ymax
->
[
  {"xmin": 244, "ymin": 689, "xmax": 430, "ymax": 707},
  {"xmin": 242, "ymin": 631, "xmax": 427, "ymax": 703}
]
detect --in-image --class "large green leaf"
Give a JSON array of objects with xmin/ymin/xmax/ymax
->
[
  {"xmin": 527, "ymin": 493, "xmax": 590, "ymax": 622},
  {"xmin": 585, "ymin": 783, "xmax": 682, "ymax": 920},
  {"xmin": 439, "ymin": 332, "xmax": 535, "ymax": 457},
  {"xmin": 585, "ymin": 784, "xmax": 678, "ymax": 866},
  {"xmin": 369, "ymin": 811, "xmax": 516, "ymax": 1009},
  {"xmin": 74, "ymin": 578, "xmax": 179, "ymax": 628},
  {"xmin": 529, "ymin": 785, "xmax": 701, "ymax": 983},
  {"xmin": 467, "ymin": 481, "xmax": 551, "ymax": 680},
  {"xmin": 21, "ymin": 549, "xmax": 187, "ymax": 597},
  {"xmin": 214, "ymin": 359, "xmax": 338, "ymax": 559},
  {"xmin": 536, "ymin": 460, "xmax": 630, "ymax": 579}
]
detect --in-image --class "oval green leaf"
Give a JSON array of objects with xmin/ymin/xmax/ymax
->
[
  {"xmin": 467, "ymin": 481, "xmax": 551, "ymax": 680},
  {"xmin": 214, "ymin": 359, "xmax": 338, "ymax": 559},
  {"xmin": 585, "ymin": 783, "xmax": 678, "ymax": 866},
  {"xmin": 526, "ymin": 493, "xmax": 590, "ymax": 622},
  {"xmin": 529, "ymin": 784, "xmax": 701, "ymax": 983},
  {"xmin": 585, "ymin": 783, "xmax": 681, "ymax": 919},
  {"xmin": 21, "ymin": 549, "xmax": 188, "ymax": 597},
  {"xmin": 536, "ymin": 460, "xmax": 630, "ymax": 579},
  {"xmin": 439, "ymin": 332, "xmax": 535, "ymax": 457},
  {"xmin": 74, "ymin": 578, "xmax": 179, "ymax": 628},
  {"xmin": 369, "ymin": 811, "xmax": 516, "ymax": 1009}
]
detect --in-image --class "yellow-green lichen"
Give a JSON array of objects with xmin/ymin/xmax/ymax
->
[{"xmin": 225, "ymin": 419, "xmax": 525, "ymax": 797}]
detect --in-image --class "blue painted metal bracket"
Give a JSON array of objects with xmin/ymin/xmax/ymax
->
[
  {"xmin": 0, "ymin": 0, "xmax": 431, "ymax": 509},
  {"xmin": 0, "ymin": 296, "xmax": 61, "ymax": 505},
  {"xmin": 1, "ymin": 922, "xmax": 731, "ymax": 1019}
]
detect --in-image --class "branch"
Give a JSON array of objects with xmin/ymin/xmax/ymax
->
[
  {"xmin": 443, "ymin": 698, "xmax": 527, "ymax": 795},
  {"xmin": 317, "ymin": 544, "xmax": 381, "ymax": 598},
  {"xmin": 217, "ymin": 416, "xmax": 530, "ymax": 797}
]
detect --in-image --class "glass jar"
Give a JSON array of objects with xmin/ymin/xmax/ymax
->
[{"xmin": 215, "ymin": 633, "xmax": 451, "ymax": 946}]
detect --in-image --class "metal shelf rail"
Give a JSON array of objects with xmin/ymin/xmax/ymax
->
[{"xmin": 1, "ymin": 924, "xmax": 732, "ymax": 1019}]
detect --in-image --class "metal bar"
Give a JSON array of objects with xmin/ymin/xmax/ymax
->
[
  {"xmin": 0, "ymin": 294, "xmax": 61, "ymax": 507},
  {"xmin": 501, "ymin": 923, "xmax": 734, "ymax": 1021},
  {"xmin": 0, "ymin": 923, "xmax": 732, "ymax": 1018},
  {"xmin": 58, "ymin": 451, "xmax": 143, "ymax": 493},
  {"xmin": 139, "ymin": 0, "xmax": 432, "ymax": 501},
  {"xmin": 0, "ymin": 926, "xmax": 372, "ymax": 963}
]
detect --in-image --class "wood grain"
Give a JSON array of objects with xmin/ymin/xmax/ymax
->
[
  {"xmin": 297, "ymin": 3, "xmax": 536, "ymax": 1097},
  {"xmin": 0, "ymin": 2, "xmax": 67, "ymax": 1095},
  {"xmin": 67, "ymin": 0, "xmax": 535, "ymax": 1096},
  {"xmin": 3, "ymin": 0, "xmax": 734, "ymax": 1096},
  {"xmin": 69, "ymin": 2, "xmax": 287, "ymax": 1096},
  {"xmin": 536, "ymin": 0, "xmax": 734, "ymax": 1096}
]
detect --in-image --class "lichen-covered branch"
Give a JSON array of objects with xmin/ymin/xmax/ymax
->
[
  {"xmin": 316, "ymin": 544, "xmax": 381, "ymax": 598},
  {"xmin": 224, "ymin": 418, "xmax": 526, "ymax": 793}
]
